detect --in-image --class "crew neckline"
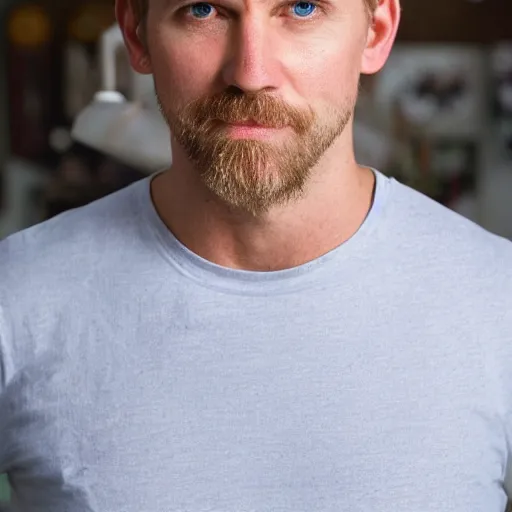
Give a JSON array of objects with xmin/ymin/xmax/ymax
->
[{"xmin": 137, "ymin": 169, "xmax": 393, "ymax": 295}]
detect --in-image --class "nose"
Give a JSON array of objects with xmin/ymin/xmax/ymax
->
[{"xmin": 221, "ymin": 17, "xmax": 281, "ymax": 93}]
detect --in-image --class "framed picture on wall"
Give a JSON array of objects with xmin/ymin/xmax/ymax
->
[
  {"xmin": 374, "ymin": 44, "xmax": 487, "ymax": 139},
  {"xmin": 490, "ymin": 44, "xmax": 512, "ymax": 160},
  {"xmin": 490, "ymin": 43, "xmax": 512, "ymax": 120}
]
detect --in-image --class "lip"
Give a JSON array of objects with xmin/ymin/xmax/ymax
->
[
  {"xmin": 230, "ymin": 120, "xmax": 266, "ymax": 127},
  {"xmin": 223, "ymin": 121, "xmax": 284, "ymax": 139}
]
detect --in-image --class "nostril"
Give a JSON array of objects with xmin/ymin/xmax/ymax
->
[{"xmin": 225, "ymin": 85, "xmax": 245, "ymax": 97}]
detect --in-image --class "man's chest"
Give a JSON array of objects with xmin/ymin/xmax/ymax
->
[{"xmin": 6, "ymin": 305, "xmax": 509, "ymax": 512}]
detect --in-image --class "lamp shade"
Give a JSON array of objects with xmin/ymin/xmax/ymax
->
[{"xmin": 71, "ymin": 24, "xmax": 172, "ymax": 172}]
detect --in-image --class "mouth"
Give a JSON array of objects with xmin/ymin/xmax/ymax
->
[
  {"xmin": 209, "ymin": 117, "xmax": 288, "ymax": 140},
  {"xmin": 231, "ymin": 119, "xmax": 267, "ymax": 126},
  {"xmin": 225, "ymin": 118, "xmax": 277, "ymax": 128},
  {"xmin": 223, "ymin": 122, "xmax": 284, "ymax": 140}
]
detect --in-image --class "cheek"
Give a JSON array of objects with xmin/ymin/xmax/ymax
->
[
  {"xmin": 148, "ymin": 27, "xmax": 225, "ymax": 108},
  {"xmin": 285, "ymin": 38, "xmax": 363, "ymax": 107},
  {"xmin": 278, "ymin": 14, "xmax": 366, "ymax": 103}
]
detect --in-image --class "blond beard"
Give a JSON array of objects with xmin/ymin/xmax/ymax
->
[{"xmin": 158, "ymin": 90, "xmax": 353, "ymax": 215}]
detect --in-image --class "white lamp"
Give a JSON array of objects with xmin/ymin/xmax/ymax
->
[{"xmin": 71, "ymin": 24, "xmax": 172, "ymax": 172}]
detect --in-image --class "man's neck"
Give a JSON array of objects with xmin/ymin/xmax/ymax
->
[{"xmin": 150, "ymin": 151, "xmax": 376, "ymax": 272}]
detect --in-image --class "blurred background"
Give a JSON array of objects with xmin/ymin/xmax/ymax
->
[{"xmin": 0, "ymin": 0, "xmax": 512, "ymax": 508}]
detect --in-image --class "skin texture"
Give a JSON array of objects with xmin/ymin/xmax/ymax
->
[{"xmin": 116, "ymin": 0, "xmax": 400, "ymax": 271}]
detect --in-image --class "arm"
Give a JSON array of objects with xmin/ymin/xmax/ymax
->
[
  {"xmin": 506, "ymin": 422, "xmax": 512, "ymax": 502},
  {"xmin": 0, "ymin": 305, "xmax": 14, "ymax": 477}
]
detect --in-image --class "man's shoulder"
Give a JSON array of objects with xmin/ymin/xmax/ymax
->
[
  {"xmin": 0, "ymin": 180, "xmax": 150, "ymax": 387},
  {"xmin": 383, "ymin": 177, "xmax": 512, "ymax": 301},
  {"xmin": 0, "ymin": 179, "xmax": 146, "ymax": 297},
  {"xmin": 389, "ymin": 177, "xmax": 512, "ymax": 262}
]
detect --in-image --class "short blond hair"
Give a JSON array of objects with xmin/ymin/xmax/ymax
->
[{"xmin": 129, "ymin": 0, "xmax": 377, "ymax": 23}]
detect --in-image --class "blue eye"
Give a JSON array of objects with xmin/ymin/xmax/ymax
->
[
  {"xmin": 189, "ymin": 2, "xmax": 215, "ymax": 18},
  {"xmin": 292, "ymin": 1, "xmax": 316, "ymax": 17}
]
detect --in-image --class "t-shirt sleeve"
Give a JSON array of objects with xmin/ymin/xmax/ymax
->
[
  {"xmin": 493, "ymin": 238, "xmax": 512, "ymax": 499},
  {"xmin": 506, "ymin": 458, "xmax": 512, "ymax": 500},
  {"xmin": 0, "ymin": 348, "xmax": 6, "ymax": 475},
  {"xmin": 0, "ymin": 307, "xmax": 13, "ymax": 475},
  {"xmin": 505, "ymin": 369, "xmax": 512, "ymax": 498},
  {"xmin": 502, "ymin": 293, "xmax": 512, "ymax": 499}
]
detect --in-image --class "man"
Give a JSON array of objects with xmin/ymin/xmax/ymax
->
[{"xmin": 0, "ymin": 0, "xmax": 511, "ymax": 509}]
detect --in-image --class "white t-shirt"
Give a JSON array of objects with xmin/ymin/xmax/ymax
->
[{"xmin": 0, "ymin": 170, "xmax": 511, "ymax": 511}]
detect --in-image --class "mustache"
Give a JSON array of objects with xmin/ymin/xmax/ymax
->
[{"xmin": 182, "ymin": 89, "xmax": 314, "ymax": 134}]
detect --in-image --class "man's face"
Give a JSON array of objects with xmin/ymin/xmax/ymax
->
[{"xmin": 144, "ymin": 0, "xmax": 371, "ymax": 214}]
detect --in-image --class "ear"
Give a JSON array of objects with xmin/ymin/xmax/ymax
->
[
  {"xmin": 361, "ymin": 0, "xmax": 400, "ymax": 75},
  {"xmin": 115, "ymin": 0, "xmax": 152, "ymax": 75}
]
